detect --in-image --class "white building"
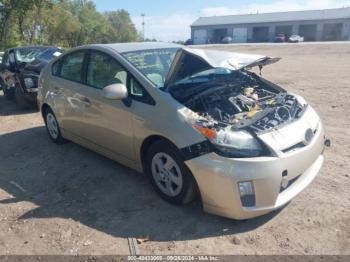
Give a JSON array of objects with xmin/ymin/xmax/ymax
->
[{"xmin": 191, "ymin": 7, "xmax": 350, "ymax": 44}]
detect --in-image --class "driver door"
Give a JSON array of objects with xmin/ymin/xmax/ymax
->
[{"xmin": 76, "ymin": 50, "xmax": 135, "ymax": 162}]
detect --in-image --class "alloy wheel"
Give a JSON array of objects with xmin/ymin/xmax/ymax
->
[
  {"xmin": 46, "ymin": 113, "xmax": 59, "ymax": 140},
  {"xmin": 151, "ymin": 152, "xmax": 183, "ymax": 197}
]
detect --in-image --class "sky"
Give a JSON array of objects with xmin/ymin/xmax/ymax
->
[{"xmin": 93, "ymin": 0, "xmax": 350, "ymax": 42}]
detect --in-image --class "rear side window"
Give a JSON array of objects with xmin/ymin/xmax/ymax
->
[{"xmin": 57, "ymin": 51, "xmax": 85, "ymax": 82}]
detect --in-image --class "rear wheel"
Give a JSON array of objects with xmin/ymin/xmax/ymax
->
[
  {"xmin": 145, "ymin": 140, "xmax": 197, "ymax": 205},
  {"xmin": 44, "ymin": 108, "xmax": 65, "ymax": 144}
]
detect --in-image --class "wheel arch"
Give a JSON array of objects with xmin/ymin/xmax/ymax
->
[
  {"xmin": 140, "ymin": 135, "xmax": 200, "ymax": 181},
  {"xmin": 140, "ymin": 134, "xmax": 201, "ymax": 204},
  {"xmin": 140, "ymin": 135, "xmax": 176, "ymax": 171},
  {"xmin": 41, "ymin": 103, "xmax": 51, "ymax": 120}
]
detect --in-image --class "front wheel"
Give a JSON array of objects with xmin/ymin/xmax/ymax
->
[
  {"xmin": 145, "ymin": 140, "xmax": 198, "ymax": 205},
  {"xmin": 15, "ymin": 83, "xmax": 33, "ymax": 109},
  {"xmin": 44, "ymin": 108, "xmax": 65, "ymax": 144},
  {"xmin": 3, "ymin": 86, "xmax": 15, "ymax": 100}
]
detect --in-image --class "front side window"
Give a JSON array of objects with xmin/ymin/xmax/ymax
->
[
  {"xmin": 129, "ymin": 77, "xmax": 155, "ymax": 105},
  {"xmin": 122, "ymin": 48, "xmax": 178, "ymax": 88},
  {"xmin": 87, "ymin": 51, "xmax": 127, "ymax": 89},
  {"xmin": 86, "ymin": 50, "xmax": 155, "ymax": 105},
  {"xmin": 60, "ymin": 51, "xmax": 85, "ymax": 82},
  {"xmin": 130, "ymin": 77, "xmax": 143, "ymax": 97}
]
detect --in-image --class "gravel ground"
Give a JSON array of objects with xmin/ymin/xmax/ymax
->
[{"xmin": 0, "ymin": 43, "xmax": 349, "ymax": 255}]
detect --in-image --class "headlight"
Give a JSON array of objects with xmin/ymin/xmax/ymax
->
[
  {"xmin": 193, "ymin": 123, "xmax": 264, "ymax": 158},
  {"xmin": 24, "ymin": 77, "xmax": 34, "ymax": 89}
]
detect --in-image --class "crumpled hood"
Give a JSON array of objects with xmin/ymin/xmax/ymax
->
[
  {"xmin": 164, "ymin": 47, "xmax": 280, "ymax": 88},
  {"xmin": 183, "ymin": 48, "xmax": 279, "ymax": 70}
]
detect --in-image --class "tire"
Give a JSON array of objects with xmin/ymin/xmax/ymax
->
[
  {"xmin": 145, "ymin": 140, "xmax": 198, "ymax": 205},
  {"xmin": 43, "ymin": 107, "xmax": 65, "ymax": 144},
  {"xmin": 3, "ymin": 86, "xmax": 15, "ymax": 100},
  {"xmin": 15, "ymin": 83, "xmax": 32, "ymax": 109}
]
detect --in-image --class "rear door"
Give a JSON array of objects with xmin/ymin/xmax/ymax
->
[{"xmin": 50, "ymin": 50, "xmax": 87, "ymax": 134}]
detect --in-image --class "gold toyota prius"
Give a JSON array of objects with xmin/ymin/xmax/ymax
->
[{"xmin": 38, "ymin": 42, "xmax": 329, "ymax": 220}]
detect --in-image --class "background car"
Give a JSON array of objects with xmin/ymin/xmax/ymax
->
[
  {"xmin": 274, "ymin": 34, "xmax": 286, "ymax": 42},
  {"xmin": 222, "ymin": 36, "xmax": 233, "ymax": 44},
  {"xmin": 0, "ymin": 46, "xmax": 62, "ymax": 108},
  {"xmin": 184, "ymin": 39, "xmax": 193, "ymax": 45},
  {"xmin": 289, "ymin": 35, "xmax": 305, "ymax": 43},
  {"xmin": 17, "ymin": 47, "xmax": 62, "ymax": 108}
]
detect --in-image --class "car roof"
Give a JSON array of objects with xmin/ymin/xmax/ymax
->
[
  {"xmin": 89, "ymin": 42, "xmax": 183, "ymax": 53},
  {"xmin": 6, "ymin": 45, "xmax": 59, "ymax": 52}
]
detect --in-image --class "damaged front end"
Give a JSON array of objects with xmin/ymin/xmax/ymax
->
[{"xmin": 165, "ymin": 48, "xmax": 307, "ymax": 158}]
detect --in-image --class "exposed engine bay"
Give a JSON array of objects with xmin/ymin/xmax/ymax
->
[{"xmin": 170, "ymin": 70, "xmax": 306, "ymax": 134}]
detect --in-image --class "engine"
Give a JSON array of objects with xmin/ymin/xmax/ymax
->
[{"xmin": 183, "ymin": 79, "xmax": 305, "ymax": 133}]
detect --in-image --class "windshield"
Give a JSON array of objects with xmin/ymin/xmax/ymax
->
[
  {"xmin": 169, "ymin": 67, "xmax": 249, "ymax": 103},
  {"xmin": 174, "ymin": 68, "xmax": 232, "ymax": 86},
  {"xmin": 37, "ymin": 49, "xmax": 62, "ymax": 62},
  {"xmin": 122, "ymin": 48, "xmax": 178, "ymax": 88},
  {"xmin": 15, "ymin": 47, "xmax": 49, "ymax": 63}
]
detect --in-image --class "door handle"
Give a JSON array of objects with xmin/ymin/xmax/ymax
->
[
  {"xmin": 80, "ymin": 96, "xmax": 90, "ymax": 103},
  {"xmin": 79, "ymin": 96, "xmax": 91, "ymax": 107},
  {"xmin": 134, "ymin": 116, "xmax": 145, "ymax": 123}
]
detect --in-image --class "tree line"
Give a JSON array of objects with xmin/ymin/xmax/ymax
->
[{"xmin": 0, "ymin": 0, "xmax": 141, "ymax": 50}]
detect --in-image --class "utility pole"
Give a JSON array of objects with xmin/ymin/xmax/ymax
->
[{"xmin": 141, "ymin": 13, "xmax": 145, "ymax": 41}]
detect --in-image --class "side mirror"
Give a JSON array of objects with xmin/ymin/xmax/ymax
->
[{"xmin": 102, "ymin": 83, "xmax": 128, "ymax": 100}]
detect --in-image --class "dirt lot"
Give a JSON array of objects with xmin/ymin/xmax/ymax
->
[{"xmin": 0, "ymin": 43, "xmax": 349, "ymax": 255}]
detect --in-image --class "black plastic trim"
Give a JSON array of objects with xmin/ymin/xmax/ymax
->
[{"xmin": 180, "ymin": 140, "xmax": 214, "ymax": 161}]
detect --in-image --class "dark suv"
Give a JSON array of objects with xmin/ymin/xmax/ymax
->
[{"xmin": 0, "ymin": 46, "xmax": 62, "ymax": 108}]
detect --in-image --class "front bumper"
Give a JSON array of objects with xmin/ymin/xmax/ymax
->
[{"xmin": 185, "ymin": 121, "xmax": 326, "ymax": 220}]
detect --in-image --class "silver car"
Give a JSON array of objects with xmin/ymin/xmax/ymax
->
[{"xmin": 37, "ymin": 42, "xmax": 329, "ymax": 219}]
